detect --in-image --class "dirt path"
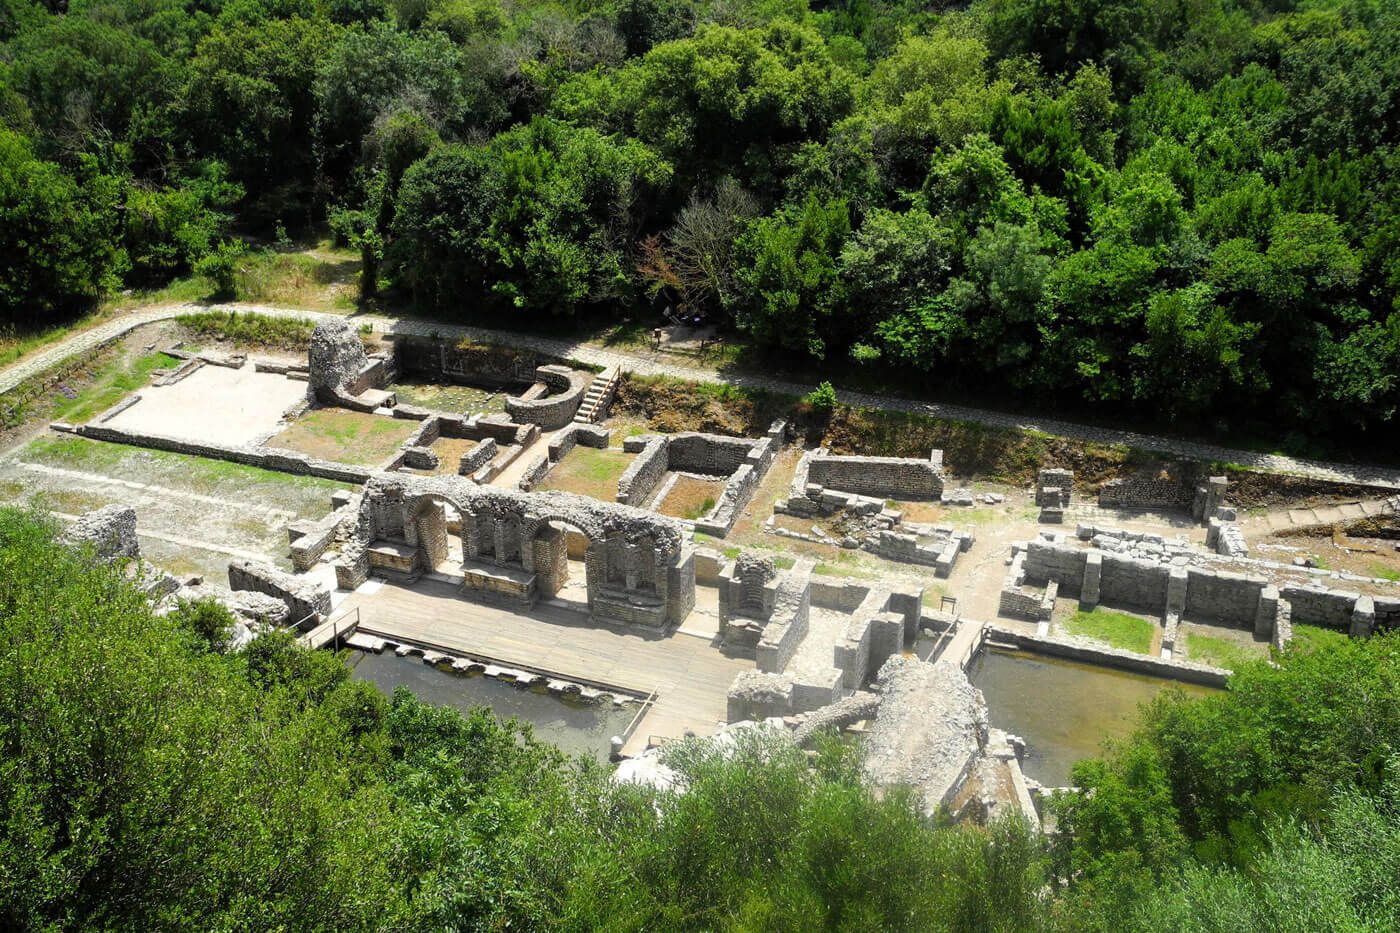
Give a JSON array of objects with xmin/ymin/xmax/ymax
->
[{"xmin": 5, "ymin": 301, "xmax": 1400, "ymax": 489}]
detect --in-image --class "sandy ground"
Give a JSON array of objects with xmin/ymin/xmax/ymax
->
[{"xmin": 106, "ymin": 365, "xmax": 306, "ymax": 446}]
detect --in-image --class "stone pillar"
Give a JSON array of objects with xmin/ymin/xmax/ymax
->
[
  {"xmin": 1351, "ymin": 595, "xmax": 1376, "ymax": 638},
  {"xmin": 1081, "ymin": 550, "xmax": 1102, "ymax": 607},
  {"xmin": 1166, "ymin": 566, "xmax": 1188, "ymax": 616},
  {"xmin": 583, "ymin": 539, "xmax": 604, "ymax": 612},
  {"xmin": 653, "ymin": 552, "xmax": 669, "ymax": 608},
  {"xmin": 624, "ymin": 542, "xmax": 640, "ymax": 591},
  {"xmin": 493, "ymin": 518, "xmax": 507, "ymax": 568},
  {"xmin": 462, "ymin": 511, "xmax": 481, "ymax": 560},
  {"xmin": 533, "ymin": 526, "xmax": 566, "ymax": 598},
  {"xmin": 1254, "ymin": 585, "xmax": 1279, "ymax": 640}
]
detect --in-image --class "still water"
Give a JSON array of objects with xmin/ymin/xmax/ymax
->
[
  {"xmin": 348, "ymin": 650, "xmax": 636, "ymax": 760},
  {"xmin": 968, "ymin": 648, "xmax": 1218, "ymax": 786}
]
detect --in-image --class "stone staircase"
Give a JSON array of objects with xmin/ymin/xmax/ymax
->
[
  {"xmin": 1255, "ymin": 496, "xmax": 1397, "ymax": 533},
  {"xmin": 573, "ymin": 364, "xmax": 621, "ymax": 424}
]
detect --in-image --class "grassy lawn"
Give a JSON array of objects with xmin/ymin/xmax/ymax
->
[
  {"xmin": 0, "ymin": 310, "xmax": 113, "ymax": 370},
  {"xmin": 53, "ymin": 351, "xmax": 182, "ymax": 424},
  {"xmin": 1367, "ymin": 561, "xmax": 1400, "ymax": 582},
  {"xmin": 390, "ymin": 380, "xmax": 509, "ymax": 414},
  {"xmin": 1064, "ymin": 608, "xmax": 1157, "ymax": 654},
  {"xmin": 1185, "ymin": 631, "xmax": 1263, "ymax": 670},
  {"xmin": 536, "ymin": 447, "xmax": 632, "ymax": 501},
  {"xmin": 1288, "ymin": 623, "xmax": 1350, "ymax": 654},
  {"xmin": 266, "ymin": 409, "xmax": 417, "ymax": 466},
  {"xmin": 21, "ymin": 435, "xmax": 355, "ymax": 502},
  {"xmin": 657, "ymin": 474, "xmax": 726, "ymax": 520}
]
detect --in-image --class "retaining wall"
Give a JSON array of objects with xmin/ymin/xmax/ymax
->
[
  {"xmin": 806, "ymin": 449, "xmax": 944, "ymax": 500},
  {"xmin": 504, "ymin": 364, "xmax": 589, "ymax": 429},
  {"xmin": 74, "ymin": 423, "xmax": 372, "ymax": 483}
]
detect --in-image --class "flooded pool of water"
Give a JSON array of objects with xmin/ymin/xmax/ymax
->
[
  {"xmin": 968, "ymin": 649, "xmax": 1218, "ymax": 786},
  {"xmin": 348, "ymin": 651, "xmax": 636, "ymax": 760}
]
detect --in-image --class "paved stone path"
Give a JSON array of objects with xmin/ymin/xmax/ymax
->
[{"xmin": 5, "ymin": 302, "xmax": 1400, "ymax": 489}]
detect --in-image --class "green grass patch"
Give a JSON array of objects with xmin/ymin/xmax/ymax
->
[
  {"xmin": 1288, "ymin": 623, "xmax": 1350, "ymax": 654},
  {"xmin": 54, "ymin": 351, "xmax": 181, "ymax": 424},
  {"xmin": 177, "ymin": 311, "xmax": 317, "ymax": 349},
  {"xmin": 1064, "ymin": 608, "xmax": 1156, "ymax": 654},
  {"xmin": 0, "ymin": 310, "xmax": 110, "ymax": 370},
  {"xmin": 266, "ymin": 409, "xmax": 417, "ymax": 466},
  {"xmin": 1185, "ymin": 631, "xmax": 1260, "ymax": 671},
  {"xmin": 21, "ymin": 435, "xmax": 355, "ymax": 499},
  {"xmin": 1366, "ymin": 562, "xmax": 1400, "ymax": 582},
  {"xmin": 682, "ymin": 496, "xmax": 717, "ymax": 520}
]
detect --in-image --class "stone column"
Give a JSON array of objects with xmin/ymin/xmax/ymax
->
[
  {"xmin": 1351, "ymin": 595, "xmax": 1376, "ymax": 638},
  {"xmin": 1081, "ymin": 550, "xmax": 1102, "ymax": 607},
  {"xmin": 493, "ymin": 518, "xmax": 507, "ymax": 568},
  {"xmin": 1166, "ymin": 567, "xmax": 1188, "ymax": 616},
  {"xmin": 583, "ymin": 540, "xmax": 604, "ymax": 612},
  {"xmin": 1254, "ymin": 585, "xmax": 1280, "ymax": 640}
]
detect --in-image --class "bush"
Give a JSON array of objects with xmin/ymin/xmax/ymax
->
[
  {"xmin": 805, "ymin": 380, "xmax": 839, "ymax": 413},
  {"xmin": 194, "ymin": 240, "xmax": 244, "ymax": 299}
]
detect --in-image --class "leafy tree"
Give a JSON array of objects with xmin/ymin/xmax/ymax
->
[
  {"xmin": 392, "ymin": 118, "xmax": 671, "ymax": 314},
  {"xmin": 0, "ymin": 131, "xmax": 125, "ymax": 323},
  {"xmin": 177, "ymin": 16, "xmax": 335, "ymax": 225},
  {"xmin": 730, "ymin": 194, "xmax": 850, "ymax": 358}
]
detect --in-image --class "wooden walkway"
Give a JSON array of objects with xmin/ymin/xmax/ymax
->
[{"xmin": 338, "ymin": 579, "xmax": 753, "ymax": 755}]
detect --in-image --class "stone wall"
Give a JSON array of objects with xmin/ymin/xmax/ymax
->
[
  {"xmin": 227, "ymin": 558, "xmax": 331, "ymax": 623},
  {"xmin": 308, "ymin": 319, "xmax": 368, "ymax": 396},
  {"xmin": 1020, "ymin": 537, "xmax": 1391, "ymax": 635},
  {"xmin": 73, "ymin": 423, "xmax": 373, "ymax": 483},
  {"xmin": 617, "ymin": 435, "xmax": 668, "ymax": 505},
  {"xmin": 504, "ymin": 364, "xmax": 590, "ymax": 429},
  {"xmin": 667, "ymin": 433, "xmax": 760, "ymax": 474},
  {"xmin": 1098, "ymin": 466, "xmax": 1196, "ymax": 511},
  {"xmin": 63, "ymin": 505, "xmax": 140, "ymax": 562},
  {"xmin": 806, "ymin": 449, "xmax": 944, "ymax": 500},
  {"xmin": 459, "ymin": 438, "xmax": 497, "ymax": 476},
  {"xmin": 391, "ymin": 335, "xmax": 542, "ymax": 389}
]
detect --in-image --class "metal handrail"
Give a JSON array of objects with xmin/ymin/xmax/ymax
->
[{"xmin": 621, "ymin": 687, "xmax": 659, "ymax": 739}]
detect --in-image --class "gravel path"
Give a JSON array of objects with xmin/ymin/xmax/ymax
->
[{"xmin": 5, "ymin": 302, "xmax": 1400, "ymax": 489}]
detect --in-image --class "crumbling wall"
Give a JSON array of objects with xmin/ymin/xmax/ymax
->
[
  {"xmin": 63, "ymin": 505, "xmax": 140, "ymax": 562},
  {"xmin": 806, "ymin": 449, "xmax": 944, "ymax": 500},
  {"xmin": 227, "ymin": 559, "xmax": 331, "ymax": 623},
  {"xmin": 72, "ymin": 423, "xmax": 372, "ymax": 483}
]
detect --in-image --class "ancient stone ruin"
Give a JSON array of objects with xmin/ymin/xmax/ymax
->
[
  {"xmin": 338, "ymin": 472, "xmax": 696, "ymax": 628},
  {"xmin": 62, "ymin": 504, "xmax": 140, "ymax": 562}
]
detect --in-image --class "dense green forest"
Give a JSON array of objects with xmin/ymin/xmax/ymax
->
[
  {"xmin": 6, "ymin": 507, "xmax": 1400, "ymax": 929},
  {"xmin": 2, "ymin": 0, "xmax": 1399, "ymax": 445}
]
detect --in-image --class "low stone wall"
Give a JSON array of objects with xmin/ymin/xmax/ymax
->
[
  {"xmin": 1206, "ymin": 518, "xmax": 1249, "ymax": 557},
  {"xmin": 74, "ymin": 423, "xmax": 372, "ymax": 483},
  {"xmin": 504, "ymin": 364, "xmax": 589, "ymax": 429},
  {"xmin": 806, "ymin": 449, "xmax": 944, "ymax": 500},
  {"xmin": 459, "ymin": 438, "xmax": 497, "ymax": 476},
  {"xmin": 1019, "ymin": 537, "xmax": 1393, "ymax": 636},
  {"xmin": 227, "ymin": 559, "xmax": 331, "ymax": 623},
  {"xmin": 986, "ymin": 624, "xmax": 1231, "ymax": 686},
  {"xmin": 391, "ymin": 334, "xmax": 544, "ymax": 388},
  {"xmin": 1097, "ymin": 468, "xmax": 1196, "ymax": 511},
  {"xmin": 548, "ymin": 423, "xmax": 610, "ymax": 460},
  {"xmin": 617, "ymin": 435, "xmax": 669, "ymax": 505}
]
